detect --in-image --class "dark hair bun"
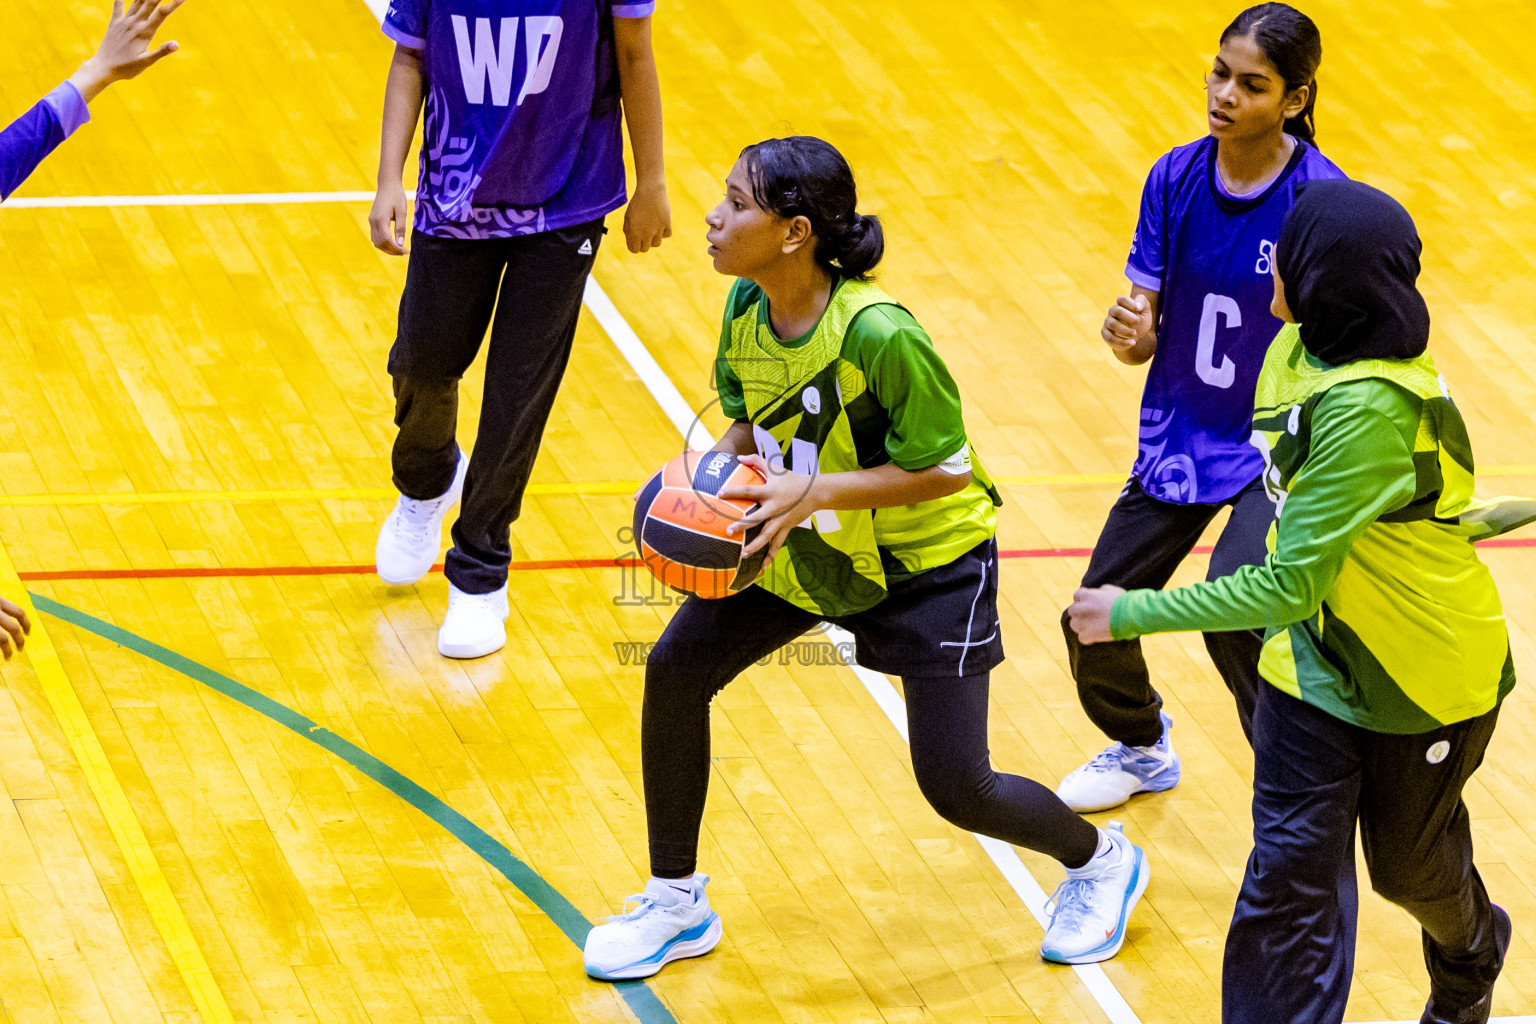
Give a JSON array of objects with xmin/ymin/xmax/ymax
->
[{"xmin": 835, "ymin": 214, "xmax": 885, "ymax": 279}]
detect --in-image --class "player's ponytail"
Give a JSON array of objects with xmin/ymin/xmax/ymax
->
[
  {"xmin": 1221, "ymin": 3, "xmax": 1323, "ymax": 146},
  {"xmin": 740, "ymin": 136, "xmax": 885, "ymax": 280},
  {"xmin": 831, "ymin": 213, "xmax": 885, "ymax": 280}
]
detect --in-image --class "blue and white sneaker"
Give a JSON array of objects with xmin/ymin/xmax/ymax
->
[
  {"xmin": 1040, "ymin": 822, "xmax": 1148, "ymax": 965},
  {"xmin": 1055, "ymin": 712, "xmax": 1180, "ymax": 813},
  {"xmin": 584, "ymin": 874, "xmax": 722, "ymax": 980}
]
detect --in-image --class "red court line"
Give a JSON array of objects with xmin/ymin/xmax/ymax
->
[{"xmin": 17, "ymin": 537, "xmax": 1536, "ymax": 582}]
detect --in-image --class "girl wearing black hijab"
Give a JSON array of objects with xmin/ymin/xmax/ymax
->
[{"xmin": 1067, "ymin": 179, "xmax": 1536, "ymax": 1023}]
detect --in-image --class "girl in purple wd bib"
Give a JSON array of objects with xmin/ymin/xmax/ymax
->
[
  {"xmin": 1055, "ymin": 4, "xmax": 1345, "ymax": 812},
  {"xmin": 370, "ymin": 0, "xmax": 670, "ymax": 658}
]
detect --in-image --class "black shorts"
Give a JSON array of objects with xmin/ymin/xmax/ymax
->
[
  {"xmin": 834, "ymin": 538, "xmax": 1004, "ymax": 677},
  {"xmin": 658, "ymin": 538, "xmax": 1005, "ymax": 681}
]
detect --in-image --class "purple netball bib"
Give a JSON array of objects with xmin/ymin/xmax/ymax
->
[
  {"xmin": 1125, "ymin": 137, "xmax": 1346, "ymax": 504},
  {"xmin": 393, "ymin": 0, "xmax": 612, "ymax": 214},
  {"xmin": 468, "ymin": 0, "xmax": 607, "ymax": 207}
]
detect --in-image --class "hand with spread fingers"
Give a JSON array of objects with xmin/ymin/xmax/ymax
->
[{"xmin": 69, "ymin": 0, "xmax": 187, "ymax": 103}]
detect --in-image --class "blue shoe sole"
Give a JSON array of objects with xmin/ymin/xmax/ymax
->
[{"xmin": 586, "ymin": 913, "xmax": 723, "ymax": 981}]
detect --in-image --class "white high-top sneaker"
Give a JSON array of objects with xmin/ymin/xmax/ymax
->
[
  {"xmin": 1055, "ymin": 712, "xmax": 1181, "ymax": 813},
  {"xmin": 375, "ymin": 453, "xmax": 469, "ymax": 586},
  {"xmin": 437, "ymin": 582, "xmax": 509, "ymax": 659},
  {"xmin": 1040, "ymin": 822, "xmax": 1149, "ymax": 965},
  {"xmin": 584, "ymin": 875, "xmax": 722, "ymax": 981}
]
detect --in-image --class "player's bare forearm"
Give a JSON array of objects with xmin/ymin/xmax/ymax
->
[
  {"xmin": 722, "ymin": 457, "xmax": 971, "ymax": 562},
  {"xmin": 615, "ymin": 17, "xmax": 664, "ymax": 190},
  {"xmin": 810, "ymin": 462, "xmax": 971, "ymax": 512},
  {"xmin": 614, "ymin": 15, "xmax": 670, "ymax": 252},
  {"xmin": 1113, "ymin": 329, "xmax": 1157, "ymax": 365},
  {"xmin": 377, "ymin": 44, "xmax": 424, "ymax": 186},
  {"xmin": 370, "ymin": 45, "xmax": 424, "ymax": 253}
]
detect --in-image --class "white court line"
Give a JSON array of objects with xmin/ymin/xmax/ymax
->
[
  {"xmin": 2, "ymin": 190, "xmax": 396, "ymax": 208},
  {"xmin": 833, "ymin": 644, "xmax": 1143, "ymax": 1022}
]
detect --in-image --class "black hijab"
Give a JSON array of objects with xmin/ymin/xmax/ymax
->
[{"xmin": 1276, "ymin": 179, "xmax": 1430, "ymax": 365}]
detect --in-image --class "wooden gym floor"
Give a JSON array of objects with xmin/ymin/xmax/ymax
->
[{"xmin": 2, "ymin": 0, "xmax": 1535, "ymax": 1020}]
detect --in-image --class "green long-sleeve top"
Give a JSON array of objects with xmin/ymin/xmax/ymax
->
[{"xmin": 1109, "ymin": 326, "xmax": 1534, "ymax": 732}]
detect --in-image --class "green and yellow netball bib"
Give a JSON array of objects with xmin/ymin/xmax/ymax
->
[{"xmin": 716, "ymin": 278, "xmax": 1000, "ymax": 617}]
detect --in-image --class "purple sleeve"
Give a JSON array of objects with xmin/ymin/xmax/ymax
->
[
  {"xmin": 611, "ymin": 0, "xmax": 655, "ymax": 17},
  {"xmin": 1, "ymin": 82, "xmax": 89, "ymax": 202},
  {"xmin": 1125, "ymin": 155, "xmax": 1167, "ymax": 291},
  {"xmin": 1299, "ymin": 145, "xmax": 1349, "ymax": 184},
  {"xmin": 43, "ymin": 82, "xmax": 90, "ymax": 136},
  {"xmin": 382, "ymin": 0, "xmax": 426, "ymax": 48}
]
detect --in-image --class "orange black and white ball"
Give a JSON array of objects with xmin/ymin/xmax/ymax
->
[{"xmin": 633, "ymin": 450, "xmax": 769, "ymax": 599}]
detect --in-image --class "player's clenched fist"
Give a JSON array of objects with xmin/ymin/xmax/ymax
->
[
  {"xmin": 1102, "ymin": 293, "xmax": 1153, "ymax": 350},
  {"xmin": 1066, "ymin": 585, "xmax": 1123, "ymax": 646}
]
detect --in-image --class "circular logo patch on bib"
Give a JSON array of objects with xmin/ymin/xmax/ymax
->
[
  {"xmin": 1426, "ymin": 740, "xmax": 1450, "ymax": 765},
  {"xmin": 802, "ymin": 386, "xmax": 821, "ymax": 415}
]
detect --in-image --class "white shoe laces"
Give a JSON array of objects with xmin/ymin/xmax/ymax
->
[
  {"xmin": 606, "ymin": 893, "xmax": 660, "ymax": 923},
  {"xmin": 1084, "ymin": 745, "xmax": 1127, "ymax": 774},
  {"xmin": 1046, "ymin": 877, "xmax": 1095, "ymax": 928},
  {"xmin": 447, "ymin": 588, "xmax": 504, "ymax": 623},
  {"xmin": 391, "ymin": 494, "xmax": 451, "ymax": 546}
]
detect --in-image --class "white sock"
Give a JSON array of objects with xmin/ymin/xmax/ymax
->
[
  {"xmin": 645, "ymin": 875, "xmax": 695, "ymax": 907},
  {"xmin": 1068, "ymin": 829, "xmax": 1120, "ymax": 877},
  {"xmin": 1096, "ymin": 829, "xmax": 1129, "ymax": 870}
]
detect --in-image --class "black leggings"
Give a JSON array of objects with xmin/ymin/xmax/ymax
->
[
  {"xmin": 643, "ymin": 585, "xmax": 1099, "ymax": 878},
  {"xmin": 1060, "ymin": 476, "xmax": 1273, "ymax": 747}
]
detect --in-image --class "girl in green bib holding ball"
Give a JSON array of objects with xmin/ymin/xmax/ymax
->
[{"xmin": 584, "ymin": 137, "xmax": 1149, "ymax": 980}]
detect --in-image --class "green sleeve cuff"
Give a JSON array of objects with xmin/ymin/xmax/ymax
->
[{"xmin": 1109, "ymin": 591, "xmax": 1146, "ymax": 641}]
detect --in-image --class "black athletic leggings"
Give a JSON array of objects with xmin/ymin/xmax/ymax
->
[{"xmin": 643, "ymin": 585, "xmax": 1099, "ymax": 878}]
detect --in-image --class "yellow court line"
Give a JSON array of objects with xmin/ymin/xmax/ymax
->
[
  {"xmin": 995, "ymin": 473, "xmax": 1126, "ymax": 485},
  {"xmin": 0, "ymin": 542, "xmax": 234, "ymax": 1024},
  {"xmin": 0, "ymin": 481, "xmax": 640, "ymax": 507},
  {"xmin": 1, "ymin": 466, "xmax": 1534, "ymax": 508}
]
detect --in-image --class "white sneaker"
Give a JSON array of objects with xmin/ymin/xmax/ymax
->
[
  {"xmin": 584, "ymin": 875, "xmax": 722, "ymax": 981},
  {"xmin": 437, "ymin": 583, "xmax": 509, "ymax": 659},
  {"xmin": 376, "ymin": 452, "xmax": 469, "ymax": 586},
  {"xmin": 1040, "ymin": 822, "xmax": 1148, "ymax": 964},
  {"xmin": 1055, "ymin": 712, "xmax": 1180, "ymax": 813}
]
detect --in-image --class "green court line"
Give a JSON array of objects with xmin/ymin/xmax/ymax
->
[{"xmin": 30, "ymin": 592, "xmax": 678, "ymax": 1024}]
